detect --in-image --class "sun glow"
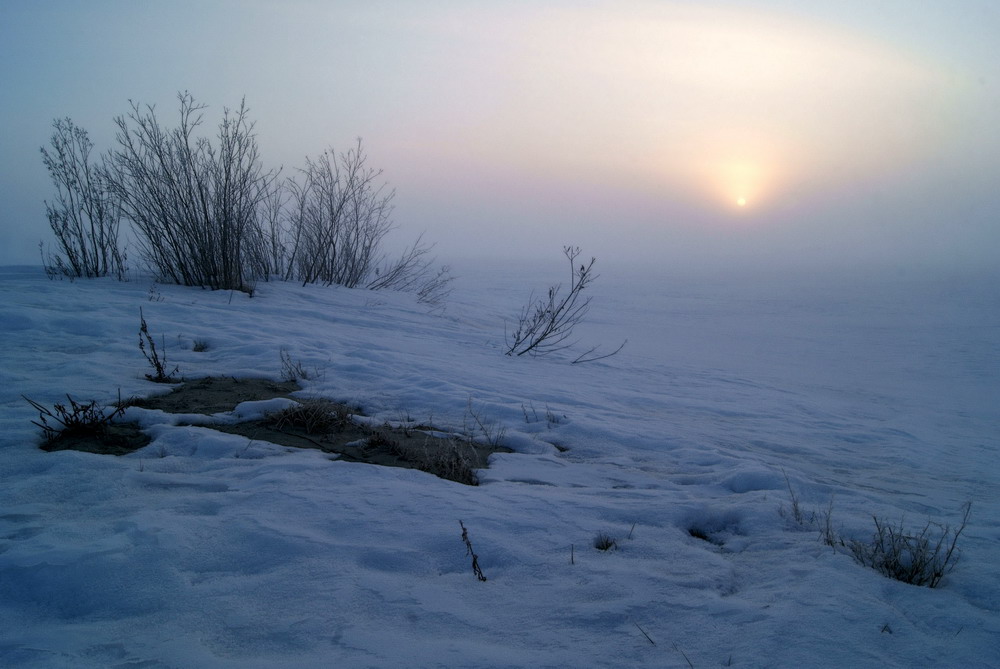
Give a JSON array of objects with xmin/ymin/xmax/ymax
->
[
  {"xmin": 689, "ymin": 153, "xmax": 782, "ymax": 213},
  {"xmin": 455, "ymin": 4, "xmax": 959, "ymax": 230}
]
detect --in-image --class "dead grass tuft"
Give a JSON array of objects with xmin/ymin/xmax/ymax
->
[
  {"xmin": 268, "ymin": 398, "xmax": 351, "ymax": 434},
  {"xmin": 849, "ymin": 503, "xmax": 971, "ymax": 588}
]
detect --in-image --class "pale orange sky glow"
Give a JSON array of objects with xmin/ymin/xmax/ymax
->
[
  {"xmin": 497, "ymin": 5, "xmax": 964, "ymax": 218},
  {"xmin": 372, "ymin": 2, "xmax": 977, "ymax": 248},
  {"xmin": 1, "ymin": 0, "xmax": 998, "ymax": 271}
]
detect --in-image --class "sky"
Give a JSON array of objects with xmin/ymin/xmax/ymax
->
[{"xmin": 1, "ymin": 0, "xmax": 998, "ymax": 274}]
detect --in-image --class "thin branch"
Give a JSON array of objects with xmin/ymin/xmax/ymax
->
[{"xmin": 572, "ymin": 339, "xmax": 627, "ymax": 364}]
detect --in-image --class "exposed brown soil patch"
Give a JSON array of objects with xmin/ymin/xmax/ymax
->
[
  {"xmin": 135, "ymin": 376, "xmax": 301, "ymax": 414},
  {"xmin": 40, "ymin": 423, "xmax": 151, "ymax": 456},
  {"xmin": 212, "ymin": 418, "xmax": 498, "ymax": 486},
  {"xmin": 43, "ymin": 377, "xmax": 508, "ymax": 485}
]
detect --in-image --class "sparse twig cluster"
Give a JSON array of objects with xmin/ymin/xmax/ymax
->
[{"xmin": 281, "ymin": 146, "xmax": 454, "ymax": 304}]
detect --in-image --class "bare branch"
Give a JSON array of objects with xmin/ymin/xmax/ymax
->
[
  {"xmin": 505, "ymin": 246, "xmax": 598, "ymax": 357},
  {"xmin": 571, "ymin": 339, "xmax": 627, "ymax": 364}
]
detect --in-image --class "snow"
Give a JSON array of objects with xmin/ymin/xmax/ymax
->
[{"xmin": 1, "ymin": 261, "xmax": 998, "ymax": 668}]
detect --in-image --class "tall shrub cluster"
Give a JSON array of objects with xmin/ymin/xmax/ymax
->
[
  {"xmin": 40, "ymin": 93, "xmax": 452, "ymax": 302},
  {"xmin": 284, "ymin": 142, "xmax": 392, "ymax": 287},
  {"xmin": 40, "ymin": 119, "xmax": 127, "ymax": 280},
  {"xmin": 107, "ymin": 94, "xmax": 275, "ymax": 292}
]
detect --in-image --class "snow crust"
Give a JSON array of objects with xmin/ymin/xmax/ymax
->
[{"xmin": 1, "ymin": 262, "xmax": 997, "ymax": 668}]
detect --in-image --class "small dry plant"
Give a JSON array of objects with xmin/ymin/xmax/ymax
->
[
  {"xmin": 372, "ymin": 433, "xmax": 480, "ymax": 486},
  {"xmin": 780, "ymin": 469, "xmax": 808, "ymax": 525},
  {"xmin": 279, "ymin": 348, "xmax": 322, "ymax": 383},
  {"xmin": 463, "ymin": 398, "xmax": 506, "ymax": 448},
  {"xmin": 24, "ymin": 394, "xmax": 127, "ymax": 445},
  {"xmin": 594, "ymin": 532, "xmax": 618, "ymax": 551},
  {"xmin": 459, "ymin": 520, "xmax": 487, "ymax": 581},
  {"xmin": 365, "ymin": 429, "xmax": 399, "ymax": 453},
  {"xmin": 422, "ymin": 439, "xmax": 479, "ymax": 486},
  {"xmin": 139, "ymin": 307, "xmax": 179, "ymax": 382},
  {"xmin": 848, "ymin": 503, "xmax": 971, "ymax": 588},
  {"xmin": 521, "ymin": 402, "xmax": 563, "ymax": 428}
]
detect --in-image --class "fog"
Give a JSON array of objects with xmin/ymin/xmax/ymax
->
[{"xmin": 2, "ymin": 0, "xmax": 998, "ymax": 275}]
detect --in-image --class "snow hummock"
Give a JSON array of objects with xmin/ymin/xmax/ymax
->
[{"xmin": 1, "ymin": 262, "xmax": 997, "ymax": 668}]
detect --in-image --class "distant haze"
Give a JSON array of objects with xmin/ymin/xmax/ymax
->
[{"xmin": 2, "ymin": 1, "xmax": 998, "ymax": 273}]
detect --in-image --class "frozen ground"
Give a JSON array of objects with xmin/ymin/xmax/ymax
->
[{"xmin": 0, "ymin": 260, "xmax": 997, "ymax": 668}]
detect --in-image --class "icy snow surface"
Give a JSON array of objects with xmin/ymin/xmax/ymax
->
[{"xmin": 0, "ymin": 261, "xmax": 997, "ymax": 668}]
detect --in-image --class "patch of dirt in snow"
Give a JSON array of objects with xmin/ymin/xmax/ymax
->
[
  {"xmin": 135, "ymin": 376, "xmax": 301, "ymax": 414},
  {"xmin": 40, "ymin": 423, "xmax": 151, "ymax": 456},
  {"xmin": 214, "ymin": 418, "xmax": 501, "ymax": 486},
  {"xmin": 46, "ymin": 376, "xmax": 509, "ymax": 485}
]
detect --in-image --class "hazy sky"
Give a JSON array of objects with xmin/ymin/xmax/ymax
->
[{"xmin": 2, "ymin": 0, "xmax": 998, "ymax": 273}]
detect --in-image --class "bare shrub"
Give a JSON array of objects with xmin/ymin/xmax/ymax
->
[
  {"xmin": 505, "ymin": 246, "xmax": 624, "ymax": 360},
  {"xmin": 108, "ymin": 92, "xmax": 278, "ymax": 292},
  {"xmin": 365, "ymin": 234, "xmax": 454, "ymax": 306},
  {"xmin": 253, "ymin": 179, "xmax": 290, "ymax": 280},
  {"xmin": 40, "ymin": 118, "xmax": 127, "ymax": 279},
  {"xmin": 285, "ymin": 141, "xmax": 453, "ymax": 303},
  {"xmin": 848, "ymin": 503, "xmax": 971, "ymax": 588},
  {"xmin": 285, "ymin": 141, "xmax": 394, "ymax": 288},
  {"xmin": 41, "ymin": 96, "xmax": 453, "ymax": 304}
]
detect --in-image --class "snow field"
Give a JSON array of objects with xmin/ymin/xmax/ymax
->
[{"xmin": 1, "ymin": 263, "xmax": 997, "ymax": 667}]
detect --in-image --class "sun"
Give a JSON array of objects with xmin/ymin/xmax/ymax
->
[{"xmin": 736, "ymin": 197, "xmax": 747, "ymax": 207}]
